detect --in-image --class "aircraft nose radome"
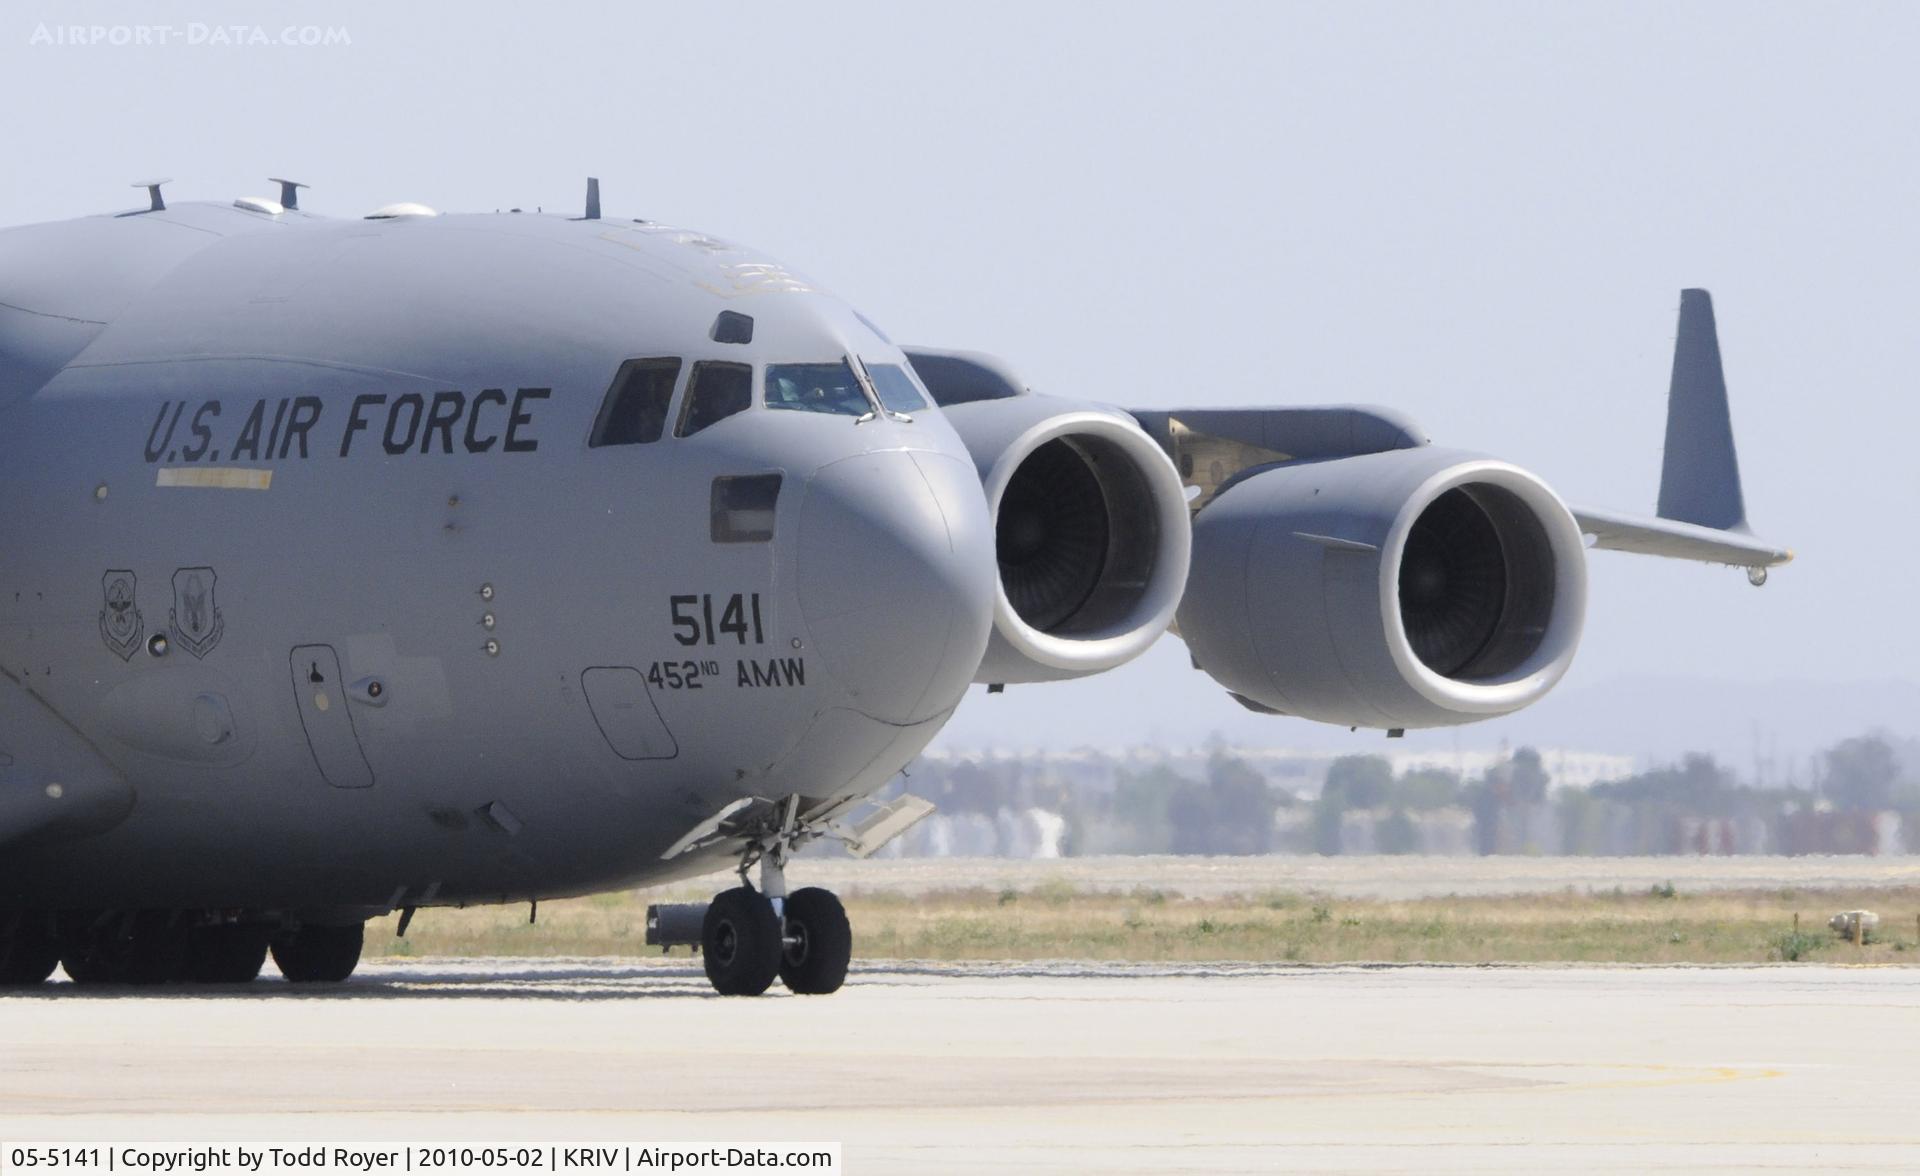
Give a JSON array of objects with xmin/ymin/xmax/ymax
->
[{"xmin": 796, "ymin": 450, "xmax": 997, "ymax": 725}]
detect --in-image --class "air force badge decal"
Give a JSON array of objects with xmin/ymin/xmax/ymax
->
[
  {"xmin": 99, "ymin": 570, "xmax": 144, "ymax": 660},
  {"xmin": 170, "ymin": 567, "xmax": 226, "ymax": 659}
]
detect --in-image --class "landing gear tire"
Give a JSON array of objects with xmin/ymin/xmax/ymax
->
[
  {"xmin": 188, "ymin": 924, "xmax": 271, "ymax": 984},
  {"xmin": 122, "ymin": 914, "xmax": 190, "ymax": 986},
  {"xmin": 60, "ymin": 914, "xmax": 187, "ymax": 986},
  {"xmin": 778, "ymin": 887, "xmax": 851, "ymax": 996},
  {"xmin": 271, "ymin": 922, "xmax": 364, "ymax": 983},
  {"xmin": 60, "ymin": 930, "xmax": 126, "ymax": 986},
  {"xmin": 0, "ymin": 918, "xmax": 61, "ymax": 986},
  {"xmin": 702, "ymin": 887, "xmax": 781, "ymax": 997}
]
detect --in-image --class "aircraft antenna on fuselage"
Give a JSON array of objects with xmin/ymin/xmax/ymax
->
[
  {"xmin": 268, "ymin": 178, "xmax": 309, "ymax": 211},
  {"xmin": 129, "ymin": 179, "xmax": 170, "ymax": 213},
  {"xmin": 584, "ymin": 177, "xmax": 601, "ymax": 220}
]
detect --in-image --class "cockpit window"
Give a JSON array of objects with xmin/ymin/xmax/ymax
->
[
  {"xmin": 765, "ymin": 361, "xmax": 873, "ymax": 417},
  {"xmin": 863, "ymin": 362, "xmax": 930, "ymax": 413},
  {"xmin": 677, "ymin": 361, "xmax": 753, "ymax": 437},
  {"xmin": 590, "ymin": 357, "xmax": 681, "ymax": 447}
]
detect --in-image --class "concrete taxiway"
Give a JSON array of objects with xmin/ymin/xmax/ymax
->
[{"xmin": 1, "ymin": 960, "xmax": 1916, "ymax": 1172}]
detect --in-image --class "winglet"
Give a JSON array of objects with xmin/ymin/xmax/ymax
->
[
  {"xmin": 1570, "ymin": 289, "xmax": 1790, "ymax": 577},
  {"xmin": 1657, "ymin": 289, "xmax": 1746, "ymax": 531}
]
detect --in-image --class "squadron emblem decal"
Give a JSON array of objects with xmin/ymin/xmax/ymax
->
[
  {"xmin": 170, "ymin": 567, "xmax": 226, "ymax": 659},
  {"xmin": 99, "ymin": 570, "xmax": 144, "ymax": 660}
]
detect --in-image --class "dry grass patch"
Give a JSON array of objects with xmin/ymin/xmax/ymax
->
[{"xmin": 367, "ymin": 879, "xmax": 1920, "ymax": 965}]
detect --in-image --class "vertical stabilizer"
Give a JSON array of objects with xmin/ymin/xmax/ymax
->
[{"xmin": 1657, "ymin": 289, "xmax": 1747, "ymax": 531}]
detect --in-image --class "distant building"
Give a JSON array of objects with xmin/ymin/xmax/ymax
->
[{"xmin": 915, "ymin": 744, "xmax": 1638, "ymax": 795}]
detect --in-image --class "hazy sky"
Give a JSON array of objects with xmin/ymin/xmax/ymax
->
[{"xmin": 4, "ymin": 2, "xmax": 1912, "ymax": 763}]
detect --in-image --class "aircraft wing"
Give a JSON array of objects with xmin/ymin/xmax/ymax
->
[
  {"xmin": 1568, "ymin": 287, "xmax": 1789, "ymax": 575},
  {"xmin": 1569, "ymin": 506, "xmax": 1791, "ymax": 570}
]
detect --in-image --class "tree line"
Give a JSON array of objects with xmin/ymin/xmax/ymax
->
[{"xmin": 895, "ymin": 732, "xmax": 1920, "ymax": 857}]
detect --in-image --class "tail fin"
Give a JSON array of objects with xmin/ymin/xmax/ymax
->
[{"xmin": 1657, "ymin": 289, "xmax": 1747, "ymax": 531}]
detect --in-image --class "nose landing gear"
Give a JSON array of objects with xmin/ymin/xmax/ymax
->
[
  {"xmin": 703, "ymin": 855, "xmax": 853, "ymax": 998},
  {"xmin": 680, "ymin": 809, "xmax": 854, "ymax": 997},
  {"xmin": 656, "ymin": 791, "xmax": 935, "ymax": 996}
]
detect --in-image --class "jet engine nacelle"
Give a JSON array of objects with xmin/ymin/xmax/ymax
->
[
  {"xmin": 1178, "ymin": 448, "xmax": 1588, "ymax": 729},
  {"xmin": 940, "ymin": 394, "xmax": 1192, "ymax": 683}
]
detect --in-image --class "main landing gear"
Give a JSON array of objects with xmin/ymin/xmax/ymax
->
[{"xmin": 0, "ymin": 913, "xmax": 364, "ymax": 987}]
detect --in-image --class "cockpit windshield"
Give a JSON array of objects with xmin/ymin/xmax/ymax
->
[
  {"xmin": 862, "ymin": 362, "xmax": 930, "ymax": 413},
  {"xmin": 765, "ymin": 361, "xmax": 872, "ymax": 417}
]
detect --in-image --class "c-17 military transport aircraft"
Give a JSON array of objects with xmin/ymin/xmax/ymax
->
[{"xmin": 0, "ymin": 178, "xmax": 1788, "ymax": 995}]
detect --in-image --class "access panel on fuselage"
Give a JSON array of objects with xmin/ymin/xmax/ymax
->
[
  {"xmin": 581, "ymin": 667, "xmax": 679, "ymax": 761},
  {"xmin": 290, "ymin": 644, "xmax": 374, "ymax": 788}
]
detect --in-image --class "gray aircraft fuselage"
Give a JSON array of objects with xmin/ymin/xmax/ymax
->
[
  {"xmin": 0, "ymin": 188, "xmax": 1793, "ymax": 955},
  {"xmin": 0, "ymin": 200, "xmax": 997, "ymax": 914}
]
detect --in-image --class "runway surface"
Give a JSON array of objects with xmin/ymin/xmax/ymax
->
[{"xmin": 2, "ymin": 959, "xmax": 1916, "ymax": 1172}]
